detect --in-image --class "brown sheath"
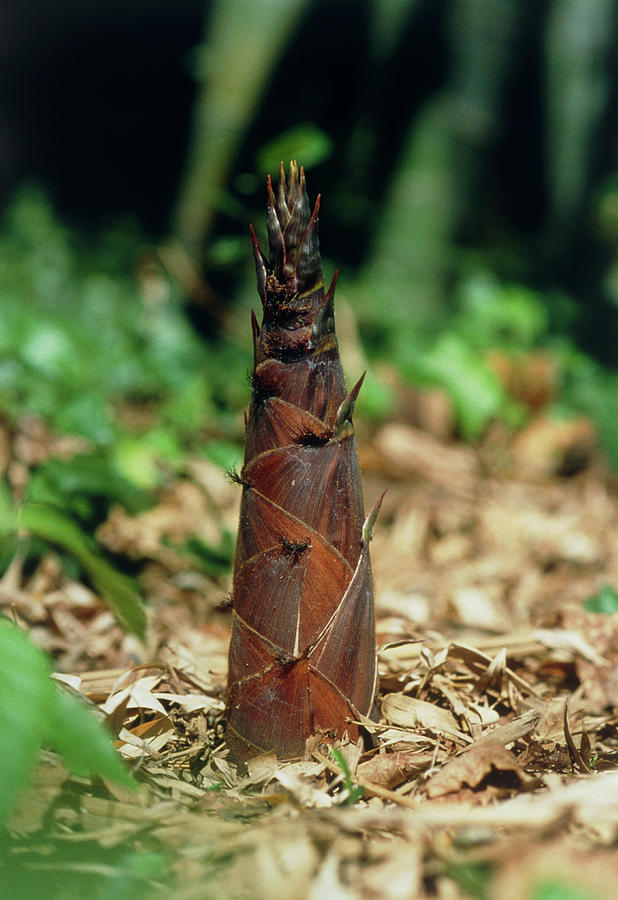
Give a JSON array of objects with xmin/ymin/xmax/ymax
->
[{"xmin": 225, "ymin": 162, "xmax": 380, "ymax": 765}]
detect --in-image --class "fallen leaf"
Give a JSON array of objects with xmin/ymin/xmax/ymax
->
[
  {"xmin": 357, "ymin": 750, "xmax": 436, "ymax": 789},
  {"xmin": 381, "ymin": 692, "xmax": 470, "ymax": 743},
  {"xmin": 425, "ymin": 741, "xmax": 538, "ymax": 798}
]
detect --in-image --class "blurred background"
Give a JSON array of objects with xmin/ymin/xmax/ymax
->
[
  {"xmin": 4, "ymin": 6, "xmax": 618, "ymax": 891},
  {"xmin": 2, "ymin": 0, "xmax": 618, "ymax": 569}
]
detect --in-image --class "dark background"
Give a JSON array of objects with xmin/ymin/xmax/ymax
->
[{"xmin": 2, "ymin": 0, "xmax": 618, "ymax": 361}]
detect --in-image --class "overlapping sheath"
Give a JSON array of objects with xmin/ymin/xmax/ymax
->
[{"xmin": 225, "ymin": 162, "xmax": 379, "ymax": 764}]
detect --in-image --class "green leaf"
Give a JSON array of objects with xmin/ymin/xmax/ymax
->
[
  {"xmin": 19, "ymin": 502, "xmax": 146, "ymax": 639},
  {"xmin": 329, "ymin": 747, "xmax": 365, "ymax": 806},
  {"xmin": 0, "ymin": 617, "xmax": 53, "ymax": 826},
  {"xmin": 456, "ymin": 274, "xmax": 548, "ymax": 350},
  {"xmin": 411, "ymin": 333, "xmax": 511, "ymax": 439},
  {"xmin": 256, "ymin": 125, "xmax": 334, "ymax": 175},
  {"xmin": 182, "ymin": 531, "xmax": 234, "ymax": 578},
  {"xmin": 0, "ymin": 617, "xmax": 136, "ymax": 826},
  {"xmin": 446, "ymin": 862, "xmax": 490, "ymax": 900},
  {"xmin": 565, "ymin": 365, "xmax": 618, "ymax": 470},
  {"xmin": 533, "ymin": 879, "xmax": 603, "ymax": 900},
  {"xmin": 112, "ymin": 431, "xmax": 182, "ymax": 490},
  {"xmin": 0, "ymin": 478, "xmax": 17, "ymax": 537},
  {"xmin": 45, "ymin": 686, "xmax": 135, "ymax": 788},
  {"xmin": 27, "ymin": 453, "xmax": 149, "ymax": 519},
  {"xmin": 584, "ymin": 584, "xmax": 618, "ymax": 614}
]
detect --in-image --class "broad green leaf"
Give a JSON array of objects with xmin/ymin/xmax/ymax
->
[
  {"xmin": 19, "ymin": 502, "xmax": 146, "ymax": 639},
  {"xmin": 46, "ymin": 687, "xmax": 135, "ymax": 788},
  {"xmin": 0, "ymin": 617, "xmax": 136, "ymax": 826},
  {"xmin": 256, "ymin": 125, "xmax": 334, "ymax": 176},
  {"xmin": 0, "ymin": 617, "xmax": 53, "ymax": 825}
]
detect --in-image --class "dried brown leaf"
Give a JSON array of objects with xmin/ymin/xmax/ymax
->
[
  {"xmin": 381, "ymin": 692, "xmax": 470, "ymax": 744},
  {"xmin": 425, "ymin": 741, "xmax": 539, "ymax": 799},
  {"xmin": 357, "ymin": 750, "xmax": 436, "ymax": 789}
]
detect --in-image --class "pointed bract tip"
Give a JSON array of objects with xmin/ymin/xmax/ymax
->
[
  {"xmin": 250, "ymin": 224, "xmax": 267, "ymax": 258},
  {"xmin": 266, "ymin": 174, "xmax": 276, "ymax": 208},
  {"xmin": 312, "ymin": 286, "xmax": 336, "ymax": 341},
  {"xmin": 335, "ymin": 372, "xmax": 366, "ymax": 431},
  {"xmin": 249, "ymin": 224, "xmax": 263, "ymax": 259},
  {"xmin": 250, "ymin": 308, "xmax": 260, "ymax": 362},
  {"xmin": 325, "ymin": 270, "xmax": 339, "ymax": 301},
  {"xmin": 262, "ymin": 161, "xmax": 323, "ymax": 289},
  {"xmin": 362, "ymin": 489, "xmax": 387, "ymax": 546},
  {"xmin": 250, "ymin": 308, "xmax": 260, "ymax": 339},
  {"xmin": 250, "ymin": 225, "xmax": 269, "ymax": 297},
  {"xmin": 306, "ymin": 193, "xmax": 320, "ymax": 232},
  {"xmin": 287, "ymin": 161, "xmax": 299, "ymax": 206}
]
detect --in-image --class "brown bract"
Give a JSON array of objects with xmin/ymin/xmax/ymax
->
[{"xmin": 225, "ymin": 163, "xmax": 379, "ymax": 764}]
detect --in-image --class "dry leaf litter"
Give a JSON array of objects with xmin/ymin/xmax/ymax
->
[{"xmin": 2, "ymin": 402, "xmax": 618, "ymax": 899}]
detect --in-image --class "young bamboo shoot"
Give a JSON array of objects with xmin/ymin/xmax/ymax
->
[{"xmin": 226, "ymin": 162, "xmax": 380, "ymax": 764}]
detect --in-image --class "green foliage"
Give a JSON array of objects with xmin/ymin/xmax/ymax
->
[
  {"xmin": 19, "ymin": 502, "xmax": 146, "ymax": 639},
  {"xmin": 1, "ymin": 840, "xmax": 169, "ymax": 900},
  {"xmin": 202, "ymin": 439, "xmax": 244, "ymax": 473},
  {"xmin": 533, "ymin": 879, "xmax": 603, "ymax": 900},
  {"xmin": 354, "ymin": 370, "xmax": 395, "ymax": 422},
  {"xmin": 405, "ymin": 331, "xmax": 521, "ymax": 440},
  {"xmin": 370, "ymin": 270, "xmax": 547, "ymax": 439},
  {"xmin": 355, "ymin": 264, "xmax": 618, "ymax": 453},
  {"xmin": 454, "ymin": 274, "xmax": 549, "ymax": 350},
  {"xmin": 26, "ymin": 453, "xmax": 149, "ymax": 520},
  {"xmin": 181, "ymin": 531, "xmax": 235, "ymax": 579},
  {"xmin": 561, "ymin": 357, "xmax": 618, "ymax": 470},
  {"xmin": 0, "ymin": 187, "xmax": 246, "ymax": 451},
  {"xmin": 445, "ymin": 861, "xmax": 491, "ymax": 900},
  {"xmin": 329, "ymin": 748, "xmax": 365, "ymax": 805},
  {"xmin": 0, "ymin": 188, "xmax": 244, "ymax": 630},
  {"xmin": 0, "ymin": 617, "xmax": 52, "ymax": 827},
  {"xmin": 0, "ymin": 617, "xmax": 135, "ymax": 828},
  {"xmin": 584, "ymin": 584, "xmax": 618, "ymax": 615},
  {"xmin": 165, "ymin": 0, "xmax": 618, "ymax": 459},
  {"xmin": 256, "ymin": 125, "xmax": 334, "ymax": 176}
]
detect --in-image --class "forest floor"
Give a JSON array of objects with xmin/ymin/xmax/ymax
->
[{"xmin": 3, "ymin": 408, "xmax": 618, "ymax": 899}]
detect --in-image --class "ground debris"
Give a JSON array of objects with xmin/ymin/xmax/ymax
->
[{"xmin": 4, "ymin": 422, "xmax": 618, "ymax": 898}]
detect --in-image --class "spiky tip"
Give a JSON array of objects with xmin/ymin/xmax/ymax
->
[
  {"xmin": 265, "ymin": 161, "xmax": 322, "ymax": 291},
  {"xmin": 250, "ymin": 224, "xmax": 269, "ymax": 298},
  {"xmin": 362, "ymin": 490, "xmax": 386, "ymax": 546}
]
